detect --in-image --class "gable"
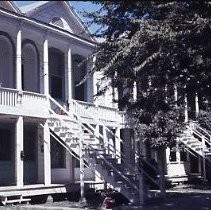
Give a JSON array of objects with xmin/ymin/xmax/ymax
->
[
  {"xmin": 19, "ymin": 1, "xmax": 94, "ymax": 42},
  {"xmin": 0, "ymin": 1, "xmax": 21, "ymax": 13}
]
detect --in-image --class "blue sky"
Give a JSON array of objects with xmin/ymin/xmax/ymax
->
[{"xmin": 14, "ymin": 1, "xmax": 101, "ymax": 33}]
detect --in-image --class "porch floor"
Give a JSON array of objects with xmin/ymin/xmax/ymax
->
[{"xmin": 0, "ymin": 183, "xmax": 80, "ymax": 197}]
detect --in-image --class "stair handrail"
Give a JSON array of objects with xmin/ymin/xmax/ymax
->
[
  {"xmin": 71, "ymin": 99, "xmax": 161, "ymax": 175},
  {"xmin": 189, "ymin": 122, "xmax": 211, "ymax": 148},
  {"xmin": 190, "ymin": 122, "xmax": 211, "ymax": 141},
  {"xmin": 84, "ymin": 144, "xmax": 139, "ymax": 192},
  {"xmin": 48, "ymin": 95, "xmax": 162, "ymax": 193},
  {"xmin": 39, "ymin": 123, "xmax": 107, "ymax": 183},
  {"xmin": 71, "ymin": 100, "xmax": 123, "ymax": 152},
  {"xmin": 48, "ymin": 95, "xmax": 137, "ymax": 174}
]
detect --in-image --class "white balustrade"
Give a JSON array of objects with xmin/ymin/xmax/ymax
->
[
  {"xmin": 0, "ymin": 87, "xmax": 18, "ymax": 107},
  {"xmin": 0, "ymin": 88, "xmax": 49, "ymax": 117},
  {"xmin": 72, "ymin": 100, "xmax": 123, "ymax": 124},
  {"xmin": 22, "ymin": 91, "xmax": 48, "ymax": 108}
]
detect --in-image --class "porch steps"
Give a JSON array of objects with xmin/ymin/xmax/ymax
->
[
  {"xmin": 178, "ymin": 122, "xmax": 211, "ymax": 164},
  {"xmin": 0, "ymin": 193, "xmax": 31, "ymax": 206}
]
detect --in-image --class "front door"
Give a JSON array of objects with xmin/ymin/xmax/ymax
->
[{"xmin": 23, "ymin": 125, "xmax": 37, "ymax": 184}]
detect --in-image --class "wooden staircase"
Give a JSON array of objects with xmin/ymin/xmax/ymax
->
[
  {"xmin": 46, "ymin": 96, "xmax": 164, "ymax": 205},
  {"xmin": 178, "ymin": 121, "xmax": 211, "ymax": 160}
]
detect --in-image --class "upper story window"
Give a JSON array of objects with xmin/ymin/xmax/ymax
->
[{"xmin": 51, "ymin": 17, "xmax": 64, "ymax": 28}]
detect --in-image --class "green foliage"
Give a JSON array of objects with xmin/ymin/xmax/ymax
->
[{"xmin": 84, "ymin": 1, "xmax": 211, "ymax": 147}]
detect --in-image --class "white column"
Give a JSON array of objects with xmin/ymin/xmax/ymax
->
[
  {"xmin": 133, "ymin": 81, "xmax": 137, "ymax": 101},
  {"xmin": 66, "ymin": 47, "xmax": 72, "ymax": 103},
  {"xmin": 166, "ymin": 148, "xmax": 170, "ymax": 164},
  {"xmin": 174, "ymin": 84, "xmax": 178, "ymax": 107},
  {"xmin": 195, "ymin": 92, "xmax": 199, "ymax": 117},
  {"xmin": 15, "ymin": 116, "xmax": 23, "ymax": 187},
  {"xmin": 43, "ymin": 39, "xmax": 49, "ymax": 95},
  {"xmin": 115, "ymin": 128, "xmax": 121, "ymax": 164},
  {"xmin": 103, "ymin": 126, "xmax": 108, "ymax": 154},
  {"xmin": 184, "ymin": 93, "xmax": 188, "ymax": 122},
  {"xmin": 43, "ymin": 122, "xmax": 51, "ymax": 185},
  {"xmin": 16, "ymin": 29, "xmax": 22, "ymax": 90}
]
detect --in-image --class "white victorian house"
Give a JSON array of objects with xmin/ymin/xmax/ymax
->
[{"xmin": 0, "ymin": 0, "xmax": 210, "ymax": 206}]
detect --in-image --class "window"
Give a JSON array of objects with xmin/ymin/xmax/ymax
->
[
  {"xmin": 51, "ymin": 75, "xmax": 63, "ymax": 99},
  {"xmin": 50, "ymin": 136, "xmax": 66, "ymax": 168},
  {"xmin": 49, "ymin": 48, "xmax": 64, "ymax": 100},
  {"xmin": 51, "ymin": 17, "xmax": 64, "ymax": 28},
  {"xmin": 0, "ymin": 129, "xmax": 11, "ymax": 161}
]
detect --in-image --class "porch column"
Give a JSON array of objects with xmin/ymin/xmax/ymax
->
[
  {"xmin": 15, "ymin": 116, "xmax": 23, "ymax": 187},
  {"xmin": 115, "ymin": 128, "xmax": 121, "ymax": 164},
  {"xmin": 174, "ymin": 84, "xmax": 178, "ymax": 107},
  {"xmin": 103, "ymin": 126, "xmax": 109, "ymax": 154},
  {"xmin": 65, "ymin": 47, "xmax": 72, "ymax": 103},
  {"xmin": 16, "ymin": 28, "xmax": 22, "ymax": 90},
  {"xmin": 43, "ymin": 122, "xmax": 51, "ymax": 185},
  {"xmin": 133, "ymin": 81, "xmax": 137, "ymax": 101},
  {"xmin": 195, "ymin": 92, "xmax": 199, "ymax": 117},
  {"xmin": 43, "ymin": 38, "xmax": 49, "ymax": 95},
  {"xmin": 184, "ymin": 93, "xmax": 188, "ymax": 122}
]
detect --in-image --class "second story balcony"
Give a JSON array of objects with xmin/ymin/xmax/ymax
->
[{"xmin": 0, "ymin": 88, "xmax": 127, "ymax": 128}]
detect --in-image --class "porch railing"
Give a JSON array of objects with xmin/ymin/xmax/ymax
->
[
  {"xmin": 21, "ymin": 91, "xmax": 48, "ymax": 110},
  {"xmin": 0, "ymin": 87, "xmax": 19, "ymax": 107},
  {"xmin": 0, "ymin": 88, "xmax": 49, "ymax": 116},
  {"xmin": 71, "ymin": 100, "xmax": 123, "ymax": 124}
]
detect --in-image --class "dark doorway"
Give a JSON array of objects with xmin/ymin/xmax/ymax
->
[{"xmin": 23, "ymin": 125, "xmax": 37, "ymax": 184}]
